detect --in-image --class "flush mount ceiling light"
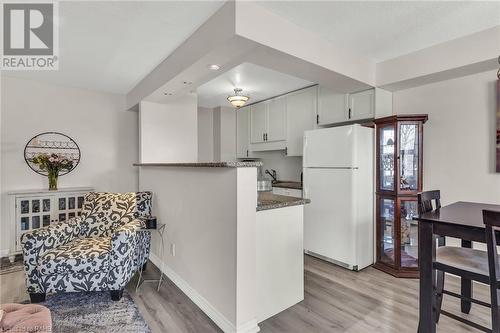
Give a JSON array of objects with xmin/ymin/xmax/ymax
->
[
  {"xmin": 208, "ymin": 64, "xmax": 220, "ymax": 71},
  {"xmin": 227, "ymin": 88, "xmax": 249, "ymax": 108}
]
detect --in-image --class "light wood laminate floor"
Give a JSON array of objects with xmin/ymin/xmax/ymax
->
[{"xmin": 1, "ymin": 255, "xmax": 492, "ymax": 332}]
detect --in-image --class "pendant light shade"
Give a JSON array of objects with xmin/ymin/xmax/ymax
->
[{"xmin": 227, "ymin": 88, "xmax": 249, "ymax": 108}]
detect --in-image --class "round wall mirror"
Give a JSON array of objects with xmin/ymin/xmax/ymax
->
[{"xmin": 24, "ymin": 132, "xmax": 81, "ymax": 176}]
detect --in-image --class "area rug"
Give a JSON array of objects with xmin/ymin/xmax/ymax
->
[{"xmin": 43, "ymin": 290, "xmax": 151, "ymax": 333}]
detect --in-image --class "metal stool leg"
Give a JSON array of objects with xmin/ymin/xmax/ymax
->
[
  {"xmin": 157, "ymin": 225, "xmax": 166, "ymax": 291},
  {"xmin": 135, "ymin": 260, "xmax": 145, "ymax": 291}
]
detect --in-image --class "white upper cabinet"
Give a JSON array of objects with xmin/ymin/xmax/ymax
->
[
  {"xmin": 286, "ymin": 86, "xmax": 317, "ymax": 156},
  {"xmin": 250, "ymin": 102, "xmax": 267, "ymax": 144},
  {"xmin": 241, "ymin": 86, "xmax": 392, "ymax": 157},
  {"xmin": 266, "ymin": 97, "xmax": 287, "ymax": 142},
  {"xmin": 236, "ymin": 106, "xmax": 251, "ymax": 158},
  {"xmin": 250, "ymin": 96, "xmax": 286, "ymax": 147},
  {"xmin": 348, "ymin": 89, "xmax": 374, "ymax": 121},
  {"xmin": 317, "ymin": 86, "xmax": 348, "ymax": 125},
  {"xmin": 316, "ymin": 87, "xmax": 393, "ymax": 126},
  {"xmin": 373, "ymin": 88, "xmax": 393, "ymax": 118}
]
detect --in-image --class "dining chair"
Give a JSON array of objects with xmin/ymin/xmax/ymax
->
[
  {"xmin": 483, "ymin": 210, "xmax": 500, "ymax": 332},
  {"xmin": 426, "ymin": 208, "xmax": 500, "ymax": 333},
  {"xmin": 418, "ymin": 190, "xmax": 445, "ymax": 244},
  {"xmin": 417, "ymin": 190, "xmax": 446, "ymax": 322}
]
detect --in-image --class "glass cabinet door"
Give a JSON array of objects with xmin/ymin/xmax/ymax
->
[
  {"xmin": 400, "ymin": 199, "xmax": 418, "ymax": 268},
  {"xmin": 55, "ymin": 194, "xmax": 86, "ymax": 222},
  {"xmin": 398, "ymin": 123, "xmax": 419, "ymax": 192},
  {"xmin": 379, "ymin": 126, "xmax": 395, "ymax": 191},
  {"xmin": 379, "ymin": 197, "xmax": 395, "ymax": 266}
]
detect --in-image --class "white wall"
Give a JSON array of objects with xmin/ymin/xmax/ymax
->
[
  {"xmin": 139, "ymin": 166, "xmax": 258, "ymax": 332},
  {"xmin": 198, "ymin": 107, "xmax": 214, "ymax": 162},
  {"xmin": 1, "ymin": 76, "xmax": 138, "ymax": 254},
  {"xmin": 377, "ymin": 26, "xmax": 500, "ymax": 91},
  {"xmin": 139, "ymin": 95, "xmax": 198, "ymax": 163},
  {"xmin": 213, "ymin": 106, "xmax": 236, "ymax": 162},
  {"xmin": 393, "ymin": 70, "xmax": 500, "ymax": 205}
]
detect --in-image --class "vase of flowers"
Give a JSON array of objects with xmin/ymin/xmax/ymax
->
[{"xmin": 32, "ymin": 153, "xmax": 74, "ymax": 190}]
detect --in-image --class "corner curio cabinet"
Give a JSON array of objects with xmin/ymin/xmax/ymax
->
[{"xmin": 374, "ymin": 114, "xmax": 428, "ymax": 278}]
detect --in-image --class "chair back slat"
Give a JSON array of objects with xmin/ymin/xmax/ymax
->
[
  {"xmin": 418, "ymin": 190, "xmax": 441, "ymax": 214},
  {"xmin": 483, "ymin": 210, "xmax": 500, "ymax": 284}
]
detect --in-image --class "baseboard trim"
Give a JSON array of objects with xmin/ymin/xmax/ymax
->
[
  {"xmin": 236, "ymin": 319, "xmax": 260, "ymax": 333},
  {"xmin": 149, "ymin": 253, "xmax": 260, "ymax": 333}
]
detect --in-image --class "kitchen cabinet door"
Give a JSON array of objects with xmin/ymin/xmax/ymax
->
[
  {"xmin": 286, "ymin": 86, "xmax": 317, "ymax": 156},
  {"xmin": 349, "ymin": 89, "xmax": 374, "ymax": 121},
  {"xmin": 317, "ymin": 86, "xmax": 348, "ymax": 125},
  {"xmin": 250, "ymin": 102, "xmax": 267, "ymax": 144},
  {"xmin": 266, "ymin": 97, "xmax": 286, "ymax": 142},
  {"xmin": 236, "ymin": 106, "xmax": 251, "ymax": 158}
]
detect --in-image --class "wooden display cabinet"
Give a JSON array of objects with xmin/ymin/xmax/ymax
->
[{"xmin": 373, "ymin": 114, "xmax": 428, "ymax": 278}]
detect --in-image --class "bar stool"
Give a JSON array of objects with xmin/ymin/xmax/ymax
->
[{"xmin": 135, "ymin": 217, "xmax": 167, "ymax": 292}]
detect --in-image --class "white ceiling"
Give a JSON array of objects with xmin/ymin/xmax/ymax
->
[
  {"xmin": 4, "ymin": 1, "xmax": 225, "ymax": 94},
  {"xmin": 4, "ymin": 1, "xmax": 499, "ymax": 95},
  {"xmin": 259, "ymin": 1, "xmax": 500, "ymax": 62},
  {"xmin": 196, "ymin": 63, "xmax": 313, "ymax": 108}
]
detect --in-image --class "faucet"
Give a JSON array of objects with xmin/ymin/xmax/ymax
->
[{"xmin": 265, "ymin": 169, "xmax": 277, "ymax": 183}]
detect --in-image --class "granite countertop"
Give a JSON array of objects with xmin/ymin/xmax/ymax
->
[
  {"xmin": 272, "ymin": 181, "xmax": 303, "ymax": 190},
  {"xmin": 257, "ymin": 192, "xmax": 310, "ymax": 211},
  {"xmin": 134, "ymin": 162, "xmax": 263, "ymax": 168}
]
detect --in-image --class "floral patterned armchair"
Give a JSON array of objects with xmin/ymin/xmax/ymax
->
[{"xmin": 21, "ymin": 192, "xmax": 152, "ymax": 302}]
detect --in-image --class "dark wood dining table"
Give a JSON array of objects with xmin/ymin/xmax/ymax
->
[{"xmin": 415, "ymin": 201, "xmax": 500, "ymax": 333}]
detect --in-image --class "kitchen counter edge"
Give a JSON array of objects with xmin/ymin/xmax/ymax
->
[
  {"xmin": 257, "ymin": 197, "xmax": 311, "ymax": 212},
  {"xmin": 134, "ymin": 162, "xmax": 263, "ymax": 168}
]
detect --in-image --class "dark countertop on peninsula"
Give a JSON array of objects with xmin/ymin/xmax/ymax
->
[
  {"xmin": 257, "ymin": 192, "xmax": 310, "ymax": 211},
  {"xmin": 134, "ymin": 162, "xmax": 263, "ymax": 168},
  {"xmin": 272, "ymin": 181, "xmax": 303, "ymax": 190}
]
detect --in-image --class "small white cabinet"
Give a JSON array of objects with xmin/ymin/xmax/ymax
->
[
  {"xmin": 317, "ymin": 87, "xmax": 393, "ymax": 126},
  {"xmin": 286, "ymin": 86, "xmax": 317, "ymax": 156},
  {"xmin": 249, "ymin": 96, "xmax": 287, "ymax": 151},
  {"xmin": 250, "ymin": 102, "xmax": 268, "ymax": 144},
  {"xmin": 348, "ymin": 89, "xmax": 375, "ymax": 121},
  {"xmin": 8, "ymin": 187, "xmax": 93, "ymax": 254},
  {"xmin": 236, "ymin": 106, "xmax": 251, "ymax": 158},
  {"xmin": 267, "ymin": 97, "xmax": 287, "ymax": 142},
  {"xmin": 317, "ymin": 86, "xmax": 348, "ymax": 126}
]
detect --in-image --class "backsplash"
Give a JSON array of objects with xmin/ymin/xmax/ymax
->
[{"xmin": 250, "ymin": 150, "xmax": 302, "ymax": 182}]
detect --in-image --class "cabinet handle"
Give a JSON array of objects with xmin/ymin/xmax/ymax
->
[
  {"xmin": 348, "ymin": 108, "xmax": 352, "ymax": 119},
  {"xmin": 246, "ymin": 149, "xmax": 249, "ymax": 157},
  {"xmin": 263, "ymin": 133, "xmax": 265, "ymax": 142},
  {"xmin": 316, "ymin": 114, "xmax": 319, "ymax": 124},
  {"xmin": 285, "ymin": 147, "xmax": 288, "ymax": 156},
  {"xmin": 265, "ymin": 133, "xmax": 268, "ymax": 141}
]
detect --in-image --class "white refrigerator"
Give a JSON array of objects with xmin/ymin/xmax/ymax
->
[{"xmin": 303, "ymin": 124, "xmax": 374, "ymax": 271}]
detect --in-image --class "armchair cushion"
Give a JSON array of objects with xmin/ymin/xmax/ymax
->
[
  {"xmin": 38, "ymin": 237, "xmax": 111, "ymax": 275},
  {"xmin": 21, "ymin": 217, "xmax": 82, "ymax": 293},
  {"xmin": 79, "ymin": 192, "xmax": 152, "ymax": 238}
]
